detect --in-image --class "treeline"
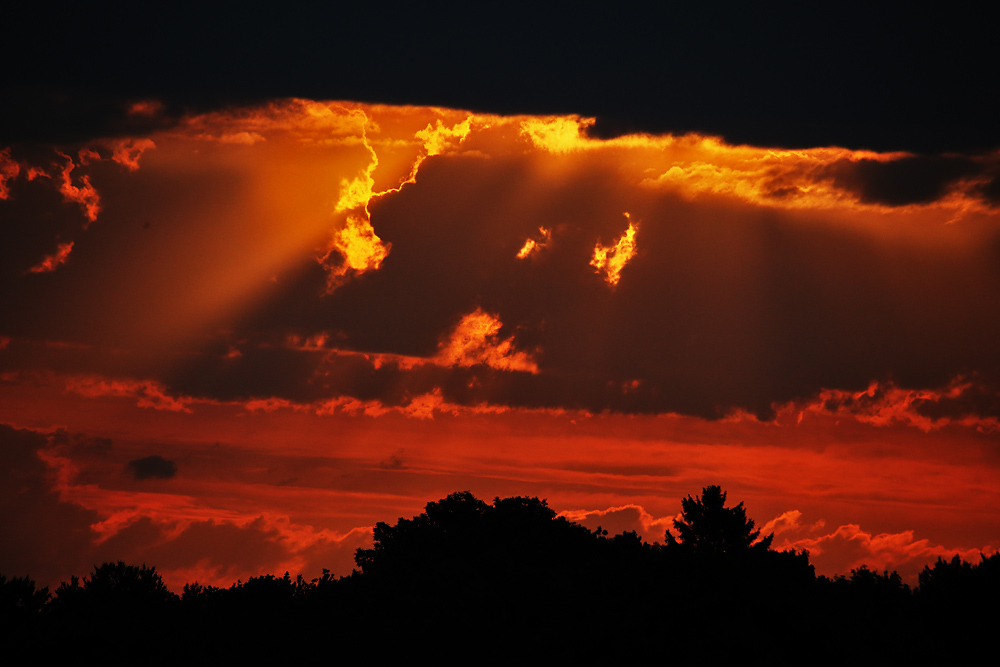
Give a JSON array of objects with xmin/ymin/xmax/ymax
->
[{"xmin": 3, "ymin": 487, "xmax": 998, "ymax": 663}]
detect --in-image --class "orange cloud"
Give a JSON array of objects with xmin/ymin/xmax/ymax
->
[
  {"xmin": 511, "ymin": 114, "xmax": 998, "ymax": 217},
  {"xmin": 435, "ymin": 308, "xmax": 538, "ymax": 373},
  {"xmin": 415, "ymin": 116, "xmax": 473, "ymax": 157},
  {"xmin": 109, "ymin": 138, "xmax": 156, "ymax": 170},
  {"xmin": 782, "ymin": 378, "xmax": 1000, "ymax": 433},
  {"xmin": 517, "ymin": 226, "xmax": 551, "ymax": 259},
  {"xmin": 590, "ymin": 213, "xmax": 638, "ymax": 286},
  {"xmin": 5, "ymin": 99, "xmax": 1000, "ymax": 594},
  {"xmin": 320, "ymin": 214, "xmax": 391, "ymax": 287},
  {"xmin": 28, "ymin": 241, "xmax": 74, "ymax": 274},
  {"xmin": 320, "ymin": 107, "xmax": 477, "ymax": 289},
  {"xmin": 520, "ymin": 116, "xmax": 597, "ymax": 153}
]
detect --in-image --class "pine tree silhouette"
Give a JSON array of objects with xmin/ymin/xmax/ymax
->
[{"xmin": 665, "ymin": 485, "xmax": 773, "ymax": 558}]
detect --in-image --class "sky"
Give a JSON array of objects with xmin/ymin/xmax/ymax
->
[{"xmin": 3, "ymin": 4, "xmax": 999, "ymax": 591}]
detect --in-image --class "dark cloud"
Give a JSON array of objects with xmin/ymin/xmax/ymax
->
[
  {"xmin": 912, "ymin": 378, "xmax": 1000, "ymax": 423},
  {"xmin": 379, "ymin": 451, "xmax": 407, "ymax": 470},
  {"xmin": 973, "ymin": 166, "xmax": 1000, "ymax": 207},
  {"xmin": 211, "ymin": 152, "xmax": 1000, "ymax": 419},
  {"xmin": 126, "ymin": 455, "xmax": 177, "ymax": 481},
  {"xmin": 5, "ymin": 111, "xmax": 1000, "ymax": 423},
  {"xmin": 822, "ymin": 156, "xmax": 983, "ymax": 206},
  {"xmin": 3, "ymin": 4, "xmax": 997, "ymax": 153}
]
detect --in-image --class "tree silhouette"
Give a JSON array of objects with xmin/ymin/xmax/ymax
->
[
  {"xmin": 10, "ymin": 490, "xmax": 1000, "ymax": 662},
  {"xmin": 665, "ymin": 485, "xmax": 773, "ymax": 558},
  {"xmin": 354, "ymin": 491, "xmax": 600, "ymax": 583},
  {"xmin": 52, "ymin": 561, "xmax": 178, "ymax": 620},
  {"xmin": 0, "ymin": 574, "xmax": 48, "ymax": 625}
]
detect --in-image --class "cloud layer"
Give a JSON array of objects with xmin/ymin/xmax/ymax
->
[
  {"xmin": 3, "ymin": 102, "xmax": 1000, "ymax": 423},
  {"xmin": 3, "ymin": 101, "xmax": 999, "ymax": 590}
]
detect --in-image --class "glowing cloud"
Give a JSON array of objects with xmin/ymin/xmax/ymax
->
[
  {"xmin": 0, "ymin": 148, "xmax": 19, "ymax": 199},
  {"xmin": 332, "ymin": 112, "xmax": 380, "ymax": 214},
  {"xmin": 6, "ymin": 98, "xmax": 1000, "ymax": 597},
  {"xmin": 517, "ymin": 226, "xmax": 551, "ymax": 259},
  {"xmin": 783, "ymin": 378, "xmax": 1000, "ymax": 433},
  {"xmin": 435, "ymin": 308, "xmax": 538, "ymax": 373},
  {"xmin": 520, "ymin": 116, "xmax": 596, "ymax": 153},
  {"xmin": 415, "ymin": 117, "xmax": 473, "ymax": 156},
  {"xmin": 323, "ymin": 109, "xmax": 473, "ymax": 289},
  {"xmin": 127, "ymin": 100, "xmax": 164, "ymax": 117},
  {"xmin": 66, "ymin": 376, "xmax": 192, "ymax": 412},
  {"xmin": 56, "ymin": 152, "xmax": 101, "ymax": 224},
  {"xmin": 321, "ymin": 214, "xmax": 391, "ymax": 285},
  {"xmin": 109, "ymin": 138, "xmax": 156, "ymax": 170},
  {"xmin": 590, "ymin": 213, "xmax": 638, "ymax": 286},
  {"xmin": 28, "ymin": 242, "xmax": 74, "ymax": 274}
]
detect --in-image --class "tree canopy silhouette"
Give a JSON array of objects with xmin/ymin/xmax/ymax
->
[
  {"xmin": 665, "ymin": 485, "xmax": 773, "ymax": 558},
  {"xmin": 54, "ymin": 561, "xmax": 176, "ymax": 608},
  {"xmin": 353, "ymin": 490, "xmax": 601, "ymax": 585},
  {"xmin": 4, "ymin": 488, "xmax": 1000, "ymax": 662}
]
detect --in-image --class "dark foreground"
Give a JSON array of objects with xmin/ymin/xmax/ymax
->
[{"xmin": 3, "ymin": 487, "xmax": 998, "ymax": 663}]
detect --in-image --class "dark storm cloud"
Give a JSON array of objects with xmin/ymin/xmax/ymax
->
[
  {"xmin": 912, "ymin": 378, "xmax": 1000, "ymax": 423},
  {"xmin": 4, "ymin": 4, "xmax": 997, "ymax": 153},
  {"xmin": 165, "ymin": 343, "xmax": 446, "ymax": 407},
  {"xmin": 127, "ymin": 455, "xmax": 177, "ymax": 481},
  {"xmin": 5, "ymin": 125, "xmax": 1000, "ymax": 421},
  {"xmin": 822, "ymin": 156, "xmax": 984, "ymax": 206},
  {"xmin": 192, "ymin": 151, "xmax": 1000, "ymax": 420},
  {"xmin": 973, "ymin": 166, "xmax": 1000, "ymax": 207},
  {"xmin": 165, "ymin": 346, "xmax": 334, "ymax": 404}
]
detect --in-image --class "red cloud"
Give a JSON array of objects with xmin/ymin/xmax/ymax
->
[
  {"xmin": 66, "ymin": 376, "xmax": 192, "ymax": 412},
  {"xmin": 56, "ymin": 152, "xmax": 101, "ymax": 224},
  {"xmin": 28, "ymin": 241, "xmax": 74, "ymax": 274},
  {"xmin": 0, "ymin": 148, "xmax": 20, "ymax": 199},
  {"xmin": 770, "ymin": 514, "xmax": 995, "ymax": 584},
  {"xmin": 109, "ymin": 138, "xmax": 156, "ymax": 171}
]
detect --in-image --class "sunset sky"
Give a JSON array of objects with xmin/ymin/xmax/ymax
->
[{"xmin": 3, "ymin": 4, "xmax": 999, "ymax": 591}]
